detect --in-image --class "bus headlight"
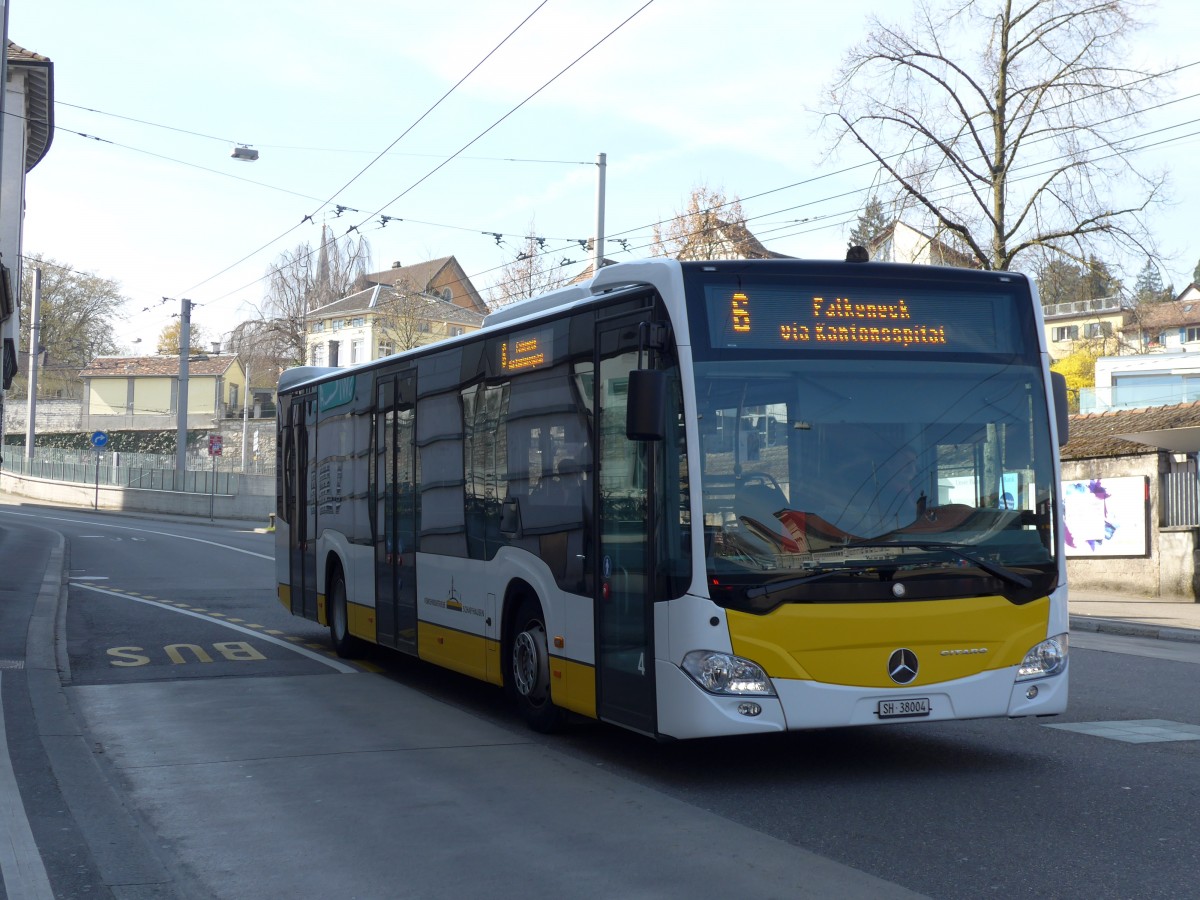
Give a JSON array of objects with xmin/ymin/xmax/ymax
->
[
  {"xmin": 681, "ymin": 651, "xmax": 776, "ymax": 696},
  {"xmin": 1015, "ymin": 633, "xmax": 1068, "ymax": 682}
]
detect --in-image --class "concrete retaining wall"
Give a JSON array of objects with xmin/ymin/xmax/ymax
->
[{"xmin": 0, "ymin": 469, "xmax": 274, "ymax": 522}]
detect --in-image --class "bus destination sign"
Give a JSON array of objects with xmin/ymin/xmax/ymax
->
[
  {"xmin": 707, "ymin": 283, "xmax": 1017, "ymax": 355},
  {"xmin": 499, "ymin": 327, "xmax": 554, "ymax": 372}
]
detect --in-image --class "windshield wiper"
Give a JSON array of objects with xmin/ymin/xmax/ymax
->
[
  {"xmin": 745, "ymin": 565, "xmax": 876, "ymax": 600},
  {"xmin": 847, "ymin": 540, "xmax": 1032, "ymax": 589}
]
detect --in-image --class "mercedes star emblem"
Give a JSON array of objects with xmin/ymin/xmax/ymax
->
[{"xmin": 888, "ymin": 648, "xmax": 919, "ymax": 685}]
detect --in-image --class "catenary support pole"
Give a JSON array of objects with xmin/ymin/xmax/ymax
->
[
  {"xmin": 593, "ymin": 152, "xmax": 606, "ymax": 275},
  {"xmin": 176, "ymin": 299, "xmax": 191, "ymax": 476},
  {"xmin": 25, "ymin": 268, "xmax": 41, "ymax": 459}
]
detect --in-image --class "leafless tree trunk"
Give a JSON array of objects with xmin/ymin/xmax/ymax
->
[{"xmin": 824, "ymin": 0, "xmax": 1167, "ymax": 272}]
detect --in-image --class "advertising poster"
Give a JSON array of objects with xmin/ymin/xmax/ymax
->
[{"xmin": 1063, "ymin": 476, "xmax": 1148, "ymax": 557}]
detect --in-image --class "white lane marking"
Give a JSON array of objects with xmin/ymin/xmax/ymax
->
[
  {"xmin": 72, "ymin": 583, "xmax": 358, "ymax": 675},
  {"xmin": 0, "ymin": 510, "xmax": 271, "ymax": 560},
  {"xmin": 0, "ymin": 671, "xmax": 57, "ymax": 899},
  {"xmin": 69, "ymin": 576, "xmax": 109, "ymax": 581}
]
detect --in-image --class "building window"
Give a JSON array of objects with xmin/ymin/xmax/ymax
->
[
  {"xmin": 312, "ymin": 321, "xmax": 325, "ymax": 333},
  {"xmin": 378, "ymin": 341, "xmax": 394, "ymax": 357},
  {"xmin": 1186, "ymin": 327, "xmax": 1200, "ymax": 343},
  {"xmin": 1083, "ymin": 322, "xmax": 1112, "ymax": 339},
  {"xmin": 229, "ymin": 384, "xmax": 239, "ymax": 409},
  {"xmin": 419, "ymin": 321, "xmax": 432, "ymax": 333},
  {"xmin": 1052, "ymin": 325, "xmax": 1079, "ymax": 341},
  {"xmin": 350, "ymin": 339, "xmax": 363, "ymax": 364},
  {"xmin": 312, "ymin": 344, "xmax": 325, "ymax": 366},
  {"xmin": 448, "ymin": 325, "xmax": 465, "ymax": 337},
  {"xmin": 352, "ymin": 317, "xmax": 365, "ymax": 327}
]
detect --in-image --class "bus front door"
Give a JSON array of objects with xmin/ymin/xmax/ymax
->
[
  {"xmin": 375, "ymin": 372, "xmax": 418, "ymax": 651},
  {"xmin": 595, "ymin": 333, "xmax": 656, "ymax": 735}
]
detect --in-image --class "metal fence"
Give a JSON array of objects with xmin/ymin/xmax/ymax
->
[
  {"xmin": 0, "ymin": 447, "xmax": 261, "ymax": 495},
  {"xmin": 1161, "ymin": 471, "xmax": 1200, "ymax": 528}
]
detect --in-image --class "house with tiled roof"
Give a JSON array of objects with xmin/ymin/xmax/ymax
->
[
  {"xmin": 305, "ymin": 277, "xmax": 485, "ymax": 368},
  {"xmin": 1061, "ymin": 401, "xmax": 1200, "ymax": 598},
  {"xmin": 1, "ymin": 42, "xmax": 54, "ymax": 440},
  {"xmin": 79, "ymin": 355, "xmax": 246, "ymax": 431},
  {"xmin": 360, "ymin": 257, "xmax": 487, "ymax": 316},
  {"xmin": 671, "ymin": 220, "xmax": 791, "ymax": 262}
]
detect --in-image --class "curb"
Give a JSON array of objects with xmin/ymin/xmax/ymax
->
[{"xmin": 1069, "ymin": 615, "xmax": 1200, "ymax": 644}]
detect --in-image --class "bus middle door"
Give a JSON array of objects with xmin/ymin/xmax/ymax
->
[{"xmin": 375, "ymin": 371, "xmax": 418, "ymax": 652}]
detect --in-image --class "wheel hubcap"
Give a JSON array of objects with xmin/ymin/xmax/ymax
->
[{"xmin": 513, "ymin": 624, "xmax": 549, "ymax": 701}]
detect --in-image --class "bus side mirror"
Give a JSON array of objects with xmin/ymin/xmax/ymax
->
[
  {"xmin": 626, "ymin": 369, "xmax": 666, "ymax": 441},
  {"xmin": 1051, "ymin": 371, "xmax": 1069, "ymax": 446}
]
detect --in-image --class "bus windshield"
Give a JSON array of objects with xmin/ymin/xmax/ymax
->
[{"xmin": 695, "ymin": 356, "xmax": 1059, "ymax": 605}]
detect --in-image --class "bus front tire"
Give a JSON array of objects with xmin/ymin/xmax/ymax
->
[
  {"xmin": 328, "ymin": 568, "xmax": 362, "ymax": 658},
  {"xmin": 509, "ymin": 598, "xmax": 564, "ymax": 733}
]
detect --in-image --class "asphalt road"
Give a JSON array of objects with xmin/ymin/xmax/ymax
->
[{"xmin": 3, "ymin": 500, "xmax": 1199, "ymax": 899}]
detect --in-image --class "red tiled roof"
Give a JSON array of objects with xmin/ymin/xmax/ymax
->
[
  {"xmin": 1062, "ymin": 400, "xmax": 1200, "ymax": 460},
  {"xmin": 79, "ymin": 355, "xmax": 239, "ymax": 378}
]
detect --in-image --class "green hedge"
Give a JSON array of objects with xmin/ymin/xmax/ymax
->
[{"xmin": 2, "ymin": 429, "xmax": 210, "ymax": 453}]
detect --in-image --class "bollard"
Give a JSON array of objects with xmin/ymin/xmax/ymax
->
[{"xmin": 267, "ymin": 512, "xmax": 276, "ymax": 533}]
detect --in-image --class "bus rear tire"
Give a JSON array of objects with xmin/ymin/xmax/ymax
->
[
  {"xmin": 328, "ymin": 567, "xmax": 363, "ymax": 658},
  {"xmin": 509, "ymin": 598, "xmax": 564, "ymax": 733}
]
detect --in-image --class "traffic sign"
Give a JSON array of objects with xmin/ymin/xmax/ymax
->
[
  {"xmin": 90, "ymin": 431, "xmax": 109, "ymax": 449},
  {"xmin": 208, "ymin": 434, "xmax": 223, "ymax": 456}
]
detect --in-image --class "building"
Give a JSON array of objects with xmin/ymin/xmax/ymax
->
[
  {"xmin": 1062, "ymin": 401, "xmax": 1200, "ymax": 598},
  {"xmin": 1080, "ymin": 286, "xmax": 1200, "ymax": 413},
  {"xmin": 78, "ymin": 355, "xmax": 247, "ymax": 432},
  {"xmin": 670, "ymin": 219, "xmax": 791, "ymax": 261},
  {"xmin": 0, "ymin": 42, "xmax": 54, "ymax": 443},
  {"xmin": 867, "ymin": 221, "xmax": 977, "ymax": 267},
  {"xmin": 306, "ymin": 257, "xmax": 486, "ymax": 367},
  {"xmin": 1042, "ymin": 294, "xmax": 1133, "ymax": 362}
]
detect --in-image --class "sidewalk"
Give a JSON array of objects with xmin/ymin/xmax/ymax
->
[{"xmin": 1069, "ymin": 589, "xmax": 1200, "ymax": 643}]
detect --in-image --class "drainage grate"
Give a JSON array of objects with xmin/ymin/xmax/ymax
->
[{"xmin": 1044, "ymin": 719, "xmax": 1200, "ymax": 744}]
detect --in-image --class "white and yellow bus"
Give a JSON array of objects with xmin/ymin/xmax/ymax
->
[{"xmin": 275, "ymin": 254, "xmax": 1070, "ymax": 739}]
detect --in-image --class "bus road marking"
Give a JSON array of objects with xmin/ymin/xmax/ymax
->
[{"xmin": 71, "ymin": 583, "xmax": 358, "ymax": 674}]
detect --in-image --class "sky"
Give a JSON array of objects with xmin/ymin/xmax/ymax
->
[{"xmin": 10, "ymin": 0, "xmax": 1200, "ymax": 354}]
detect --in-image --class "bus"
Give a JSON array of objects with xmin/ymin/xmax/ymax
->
[{"xmin": 275, "ymin": 254, "xmax": 1070, "ymax": 740}]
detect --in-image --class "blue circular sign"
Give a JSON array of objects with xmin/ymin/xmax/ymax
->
[{"xmin": 90, "ymin": 431, "xmax": 109, "ymax": 448}]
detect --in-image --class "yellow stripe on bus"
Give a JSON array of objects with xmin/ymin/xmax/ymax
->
[
  {"xmin": 419, "ymin": 622, "xmax": 490, "ymax": 682},
  {"xmin": 550, "ymin": 656, "xmax": 597, "ymax": 719},
  {"xmin": 277, "ymin": 584, "xmax": 291, "ymax": 611},
  {"xmin": 729, "ymin": 595, "xmax": 1050, "ymax": 688}
]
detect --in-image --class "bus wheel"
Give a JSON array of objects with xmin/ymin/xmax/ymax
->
[
  {"xmin": 510, "ymin": 598, "xmax": 564, "ymax": 733},
  {"xmin": 328, "ymin": 567, "xmax": 362, "ymax": 658}
]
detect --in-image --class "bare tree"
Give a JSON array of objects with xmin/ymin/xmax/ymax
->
[
  {"xmin": 487, "ymin": 226, "xmax": 573, "ymax": 307},
  {"xmin": 253, "ymin": 228, "xmax": 372, "ymax": 367},
  {"xmin": 824, "ymin": 0, "xmax": 1167, "ymax": 272},
  {"xmin": 373, "ymin": 273, "xmax": 433, "ymax": 353},
  {"xmin": 651, "ymin": 184, "xmax": 756, "ymax": 260}
]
